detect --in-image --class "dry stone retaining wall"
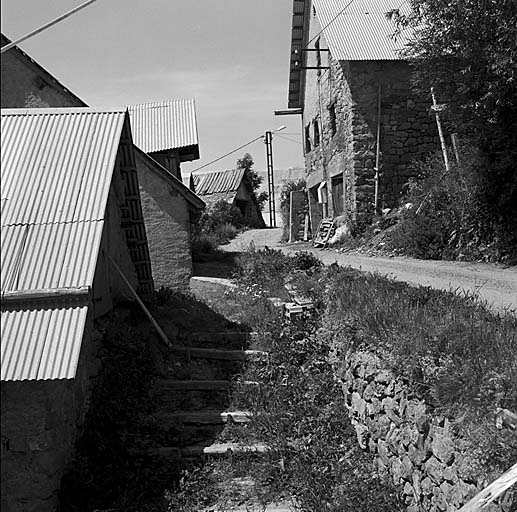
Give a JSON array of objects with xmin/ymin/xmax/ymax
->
[{"xmin": 336, "ymin": 350, "xmax": 515, "ymax": 512}]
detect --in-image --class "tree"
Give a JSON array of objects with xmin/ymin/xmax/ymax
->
[
  {"xmin": 389, "ymin": 0, "xmax": 517, "ymax": 256},
  {"xmin": 236, "ymin": 153, "xmax": 268, "ymax": 211}
]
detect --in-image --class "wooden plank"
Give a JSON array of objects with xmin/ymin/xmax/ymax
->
[
  {"xmin": 1, "ymin": 286, "xmax": 90, "ymax": 304},
  {"xmin": 458, "ymin": 463, "xmax": 517, "ymax": 512},
  {"xmin": 169, "ymin": 346, "xmax": 269, "ymax": 361},
  {"xmin": 158, "ymin": 410, "xmax": 253, "ymax": 425}
]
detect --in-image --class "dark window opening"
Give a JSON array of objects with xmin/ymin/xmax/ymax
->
[
  {"xmin": 329, "ymin": 103, "xmax": 337, "ymax": 137},
  {"xmin": 313, "ymin": 119, "xmax": 320, "ymax": 147},
  {"xmin": 305, "ymin": 124, "xmax": 312, "ymax": 153}
]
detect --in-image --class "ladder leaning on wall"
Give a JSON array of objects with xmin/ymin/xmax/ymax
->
[{"xmin": 313, "ymin": 217, "xmax": 336, "ymax": 248}]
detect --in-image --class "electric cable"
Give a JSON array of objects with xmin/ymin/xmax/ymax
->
[
  {"xmin": 275, "ymin": 134, "xmax": 303, "ymax": 145},
  {"xmin": 190, "ymin": 134, "xmax": 264, "ymax": 173},
  {"xmin": 1, "ymin": 0, "xmax": 99, "ymax": 54}
]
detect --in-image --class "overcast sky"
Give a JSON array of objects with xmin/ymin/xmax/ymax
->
[{"xmin": 1, "ymin": 0, "xmax": 305, "ymax": 174}]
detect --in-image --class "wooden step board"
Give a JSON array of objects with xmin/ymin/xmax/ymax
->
[
  {"xmin": 156, "ymin": 379, "xmax": 260, "ymax": 391},
  {"xmin": 160, "ymin": 410, "xmax": 253, "ymax": 425},
  {"xmin": 170, "ymin": 346, "xmax": 269, "ymax": 361},
  {"xmin": 313, "ymin": 217, "xmax": 336, "ymax": 248},
  {"xmin": 158, "ymin": 442, "xmax": 270, "ymax": 458}
]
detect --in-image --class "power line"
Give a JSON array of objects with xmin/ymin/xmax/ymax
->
[
  {"xmin": 191, "ymin": 135, "xmax": 264, "ymax": 173},
  {"xmin": 308, "ymin": 0, "xmax": 355, "ymax": 46},
  {"xmin": 1, "ymin": 0, "xmax": 99, "ymax": 54},
  {"xmin": 275, "ymin": 134, "xmax": 302, "ymax": 145}
]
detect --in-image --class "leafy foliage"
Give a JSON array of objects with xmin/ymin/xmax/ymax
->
[
  {"xmin": 387, "ymin": 147, "xmax": 517, "ymax": 261},
  {"xmin": 237, "ymin": 152, "xmax": 268, "ymax": 211},
  {"xmin": 389, "ymin": 0, "xmax": 517, "ymax": 259}
]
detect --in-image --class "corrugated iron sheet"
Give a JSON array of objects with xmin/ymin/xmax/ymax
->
[
  {"xmin": 1, "ymin": 108, "xmax": 125, "ymax": 226},
  {"xmin": 313, "ymin": 0, "xmax": 411, "ymax": 60},
  {"xmin": 1, "ymin": 108, "xmax": 126, "ymax": 381},
  {"xmin": 1, "ymin": 221, "xmax": 104, "ymax": 292},
  {"xmin": 1, "ymin": 305, "xmax": 88, "ymax": 381},
  {"xmin": 193, "ymin": 169, "xmax": 245, "ymax": 196},
  {"xmin": 128, "ymin": 100, "xmax": 198, "ymax": 153}
]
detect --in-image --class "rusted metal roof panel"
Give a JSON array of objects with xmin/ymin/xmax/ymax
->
[
  {"xmin": 1, "ymin": 305, "xmax": 88, "ymax": 381},
  {"xmin": 1, "ymin": 221, "xmax": 104, "ymax": 292},
  {"xmin": 193, "ymin": 169, "xmax": 245, "ymax": 196},
  {"xmin": 313, "ymin": 0, "xmax": 411, "ymax": 61},
  {"xmin": 1, "ymin": 108, "xmax": 125, "ymax": 226},
  {"xmin": 128, "ymin": 100, "xmax": 199, "ymax": 154}
]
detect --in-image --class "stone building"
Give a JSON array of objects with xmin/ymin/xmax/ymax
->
[
  {"xmin": 192, "ymin": 169, "xmax": 266, "ymax": 228},
  {"xmin": 134, "ymin": 147, "xmax": 205, "ymax": 292},
  {"xmin": 1, "ymin": 108, "xmax": 153, "ymax": 512},
  {"xmin": 1, "ymin": 33, "xmax": 87, "ymax": 108},
  {"xmin": 287, "ymin": 0, "xmax": 439, "ymax": 232},
  {"xmin": 129, "ymin": 100, "xmax": 205, "ymax": 292}
]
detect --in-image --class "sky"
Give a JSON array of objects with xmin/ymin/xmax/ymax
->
[{"xmin": 0, "ymin": 0, "xmax": 305, "ymax": 174}]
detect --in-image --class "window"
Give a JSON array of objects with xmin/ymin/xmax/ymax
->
[
  {"xmin": 315, "ymin": 38, "xmax": 321, "ymax": 76},
  {"xmin": 305, "ymin": 124, "xmax": 312, "ymax": 153},
  {"xmin": 329, "ymin": 103, "xmax": 337, "ymax": 137},
  {"xmin": 313, "ymin": 119, "xmax": 320, "ymax": 147}
]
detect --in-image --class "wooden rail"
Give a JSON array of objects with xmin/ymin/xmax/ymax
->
[{"xmin": 458, "ymin": 463, "xmax": 517, "ymax": 512}]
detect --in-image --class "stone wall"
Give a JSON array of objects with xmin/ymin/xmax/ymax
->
[
  {"xmin": 0, "ymin": 317, "xmax": 102, "ymax": 512},
  {"xmin": 136, "ymin": 154, "xmax": 193, "ymax": 293},
  {"xmin": 336, "ymin": 351, "xmax": 515, "ymax": 512},
  {"xmin": 1, "ymin": 35, "xmax": 86, "ymax": 109}
]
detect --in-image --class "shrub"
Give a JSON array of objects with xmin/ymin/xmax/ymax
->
[{"xmin": 387, "ymin": 147, "xmax": 517, "ymax": 262}]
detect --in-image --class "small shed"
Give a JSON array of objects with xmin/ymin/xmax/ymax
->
[
  {"xmin": 193, "ymin": 169, "xmax": 266, "ymax": 228},
  {"xmin": 1, "ymin": 107, "xmax": 153, "ymax": 512},
  {"xmin": 128, "ymin": 99, "xmax": 199, "ymax": 180},
  {"xmin": 134, "ymin": 147, "xmax": 205, "ymax": 292}
]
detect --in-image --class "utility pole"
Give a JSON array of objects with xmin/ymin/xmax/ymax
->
[{"xmin": 264, "ymin": 131, "xmax": 276, "ymax": 227}]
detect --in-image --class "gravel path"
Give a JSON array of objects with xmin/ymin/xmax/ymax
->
[{"xmin": 221, "ymin": 228, "xmax": 517, "ymax": 314}]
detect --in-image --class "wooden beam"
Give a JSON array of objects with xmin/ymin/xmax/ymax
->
[
  {"xmin": 1, "ymin": 286, "xmax": 90, "ymax": 304},
  {"xmin": 458, "ymin": 463, "xmax": 517, "ymax": 512}
]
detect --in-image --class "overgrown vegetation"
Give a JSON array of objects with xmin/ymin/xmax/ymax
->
[
  {"xmin": 222, "ymin": 248, "xmax": 515, "ymax": 505},
  {"xmin": 171, "ymin": 247, "xmax": 515, "ymax": 509},
  {"xmin": 237, "ymin": 152, "xmax": 268, "ymax": 212},
  {"xmin": 59, "ymin": 307, "xmax": 175, "ymax": 511},
  {"xmin": 386, "ymin": 0, "xmax": 517, "ymax": 262},
  {"xmin": 384, "ymin": 147, "xmax": 517, "ymax": 262}
]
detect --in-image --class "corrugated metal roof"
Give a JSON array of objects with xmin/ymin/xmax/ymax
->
[
  {"xmin": 128, "ymin": 100, "xmax": 199, "ymax": 154},
  {"xmin": 1, "ymin": 222, "xmax": 103, "ymax": 292},
  {"xmin": 313, "ymin": 0, "xmax": 411, "ymax": 61},
  {"xmin": 1, "ymin": 305, "xmax": 88, "ymax": 381},
  {"xmin": 193, "ymin": 169, "xmax": 245, "ymax": 196},
  {"xmin": 1, "ymin": 107, "xmax": 127, "ymax": 381}
]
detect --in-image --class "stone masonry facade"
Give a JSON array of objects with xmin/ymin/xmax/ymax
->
[
  {"xmin": 335, "ymin": 350, "xmax": 515, "ymax": 512},
  {"xmin": 302, "ymin": 13, "xmax": 439, "ymax": 230}
]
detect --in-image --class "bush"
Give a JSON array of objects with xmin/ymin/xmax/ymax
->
[{"xmin": 387, "ymin": 147, "xmax": 517, "ymax": 262}]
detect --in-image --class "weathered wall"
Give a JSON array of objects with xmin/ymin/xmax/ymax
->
[
  {"xmin": 1, "ymin": 36, "xmax": 86, "ymax": 108},
  {"xmin": 336, "ymin": 351, "xmax": 515, "ymax": 512},
  {"xmin": 136, "ymin": 155, "xmax": 193, "ymax": 292},
  {"xmin": 302, "ymin": 10, "xmax": 439, "ymax": 225},
  {"xmin": 0, "ymin": 315, "xmax": 102, "ymax": 512}
]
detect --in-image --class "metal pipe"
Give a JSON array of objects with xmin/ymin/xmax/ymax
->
[{"xmin": 1, "ymin": 0, "xmax": 99, "ymax": 54}]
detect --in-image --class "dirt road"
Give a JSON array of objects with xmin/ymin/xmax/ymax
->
[{"xmin": 221, "ymin": 228, "xmax": 517, "ymax": 314}]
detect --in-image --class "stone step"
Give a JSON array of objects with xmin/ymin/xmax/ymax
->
[
  {"xmin": 170, "ymin": 346, "xmax": 269, "ymax": 361},
  {"xmin": 158, "ymin": 442, "xmax": 270, "ymax": 459},
  {"xmin": 158, "ymin": 410, "xmax": 253, "ymax": 425},
  {"xmin": 156, "ymin": 379, "xmax": 260, "ymax": 391}
]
